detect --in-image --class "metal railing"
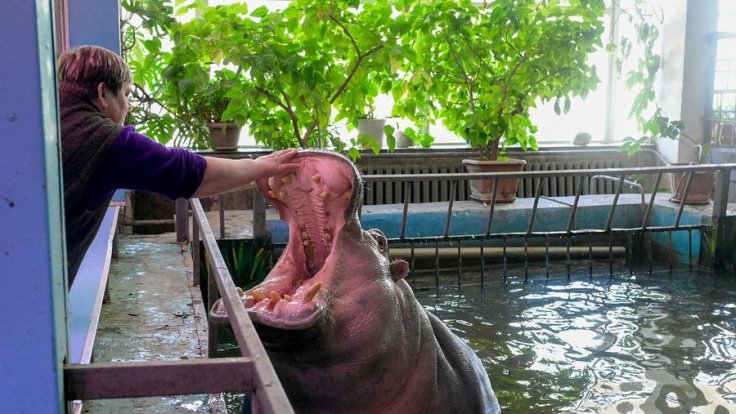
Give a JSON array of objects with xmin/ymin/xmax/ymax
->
[
  {"xmin": 359, "ymin": 163, "xmax": 735, "ymax": 280},
  {"xmin": 64, "ymin": 198, "xmax": 294, "ymax": 414}
]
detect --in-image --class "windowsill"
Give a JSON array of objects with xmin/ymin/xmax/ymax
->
[{"xmin": 199, "ymin": 142, "xmax": 640, "ymax": 155}]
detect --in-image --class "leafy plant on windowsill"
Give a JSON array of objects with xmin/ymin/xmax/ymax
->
[
  {"xmin": 213, "ymin": 0, "xmax": 398, "ymax": 159},
  {"xmin": 123, "ymin": 1, "xmax": 248, "ymax": 150},
  {"xmin": 391, "ymin": 0, "xmax": 606, "ymax": 161},
  {"xmin": 122, "ymin": 0, "xmax": 181, "ymax": 145},
  {"xmin": 123, "ymin": 0, "xmax": 397, "ymax": 155},
  {"xmin": 614, "ymin": 1, "xmax": 701, "ymax": 157}
]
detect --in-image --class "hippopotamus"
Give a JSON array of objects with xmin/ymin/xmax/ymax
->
[{"xmin": 212, "ymin": 150, "xmax": 500, "ymax": 413}]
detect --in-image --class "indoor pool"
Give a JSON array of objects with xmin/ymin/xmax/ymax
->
[{"xmin": 411, "ymin": 264, "xmax": 736, "ymax": 413}]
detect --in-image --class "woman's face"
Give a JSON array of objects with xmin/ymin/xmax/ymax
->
[{"xmin": 97, "ymin": 81, "xmax": 131, "ymax": 125}]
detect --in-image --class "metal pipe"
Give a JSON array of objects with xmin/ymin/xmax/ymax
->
[
  {"xmin": 400, "ymin": 181, "xmax": 411, "ymax": 240},
  {"xmin": 527, "ymin": 177, "xmax": 545, "ymax": 235},
  {"xmin": 389, "ymin": 246, "xmax": 626, "ymax": 259},
  {"xmin": 674, "ymin": 171, "xmax": 694, "ymax": 226},
  {"xmin": 641, "ymin": 173, "xmax": 663, "ymax": 228},
  {"xmin": 565, "ymin": 177, "xmax": 585, "ymax": 233},
  {"xmin": 119, "ymin": 217, "xmax": 176, "ymax": 226},
  {"xmin": 443, "ymin": 180, "xmax": 458, "ymax": 238},
  {"xmin": 363, "ymin": 163, "xmax": 736, "ymax": 183},
  {"xmin": 484, "ymin": 178, "xmax": 499, "ymax": 236}
]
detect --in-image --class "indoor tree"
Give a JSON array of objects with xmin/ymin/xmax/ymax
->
[{"xmin": 392, "ymin": 0, "xmax": 607, "ymax": 160}]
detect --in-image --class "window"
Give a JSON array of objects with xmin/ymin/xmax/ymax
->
[{"xmin": 711, "ymin": 1, "xmax": 736, "ymax": 146}]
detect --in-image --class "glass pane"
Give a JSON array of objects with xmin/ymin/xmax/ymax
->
[{"xmin": 718, "ymin": 0, "xmax": 736, "ymax": 33}]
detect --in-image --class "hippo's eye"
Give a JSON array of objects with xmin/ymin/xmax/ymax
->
[{"xmin": 368, "ymin": 229, "xmax": 387, "ymax": 252}]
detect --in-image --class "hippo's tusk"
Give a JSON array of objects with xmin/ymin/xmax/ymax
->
[{"xmin": 302, "ymin": 282, "xmax": 322, "ymax": 304}]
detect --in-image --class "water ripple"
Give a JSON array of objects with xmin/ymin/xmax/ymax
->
[{"xmin": 415, "ymin": 268, "xmax": 736, "ymax": 413}]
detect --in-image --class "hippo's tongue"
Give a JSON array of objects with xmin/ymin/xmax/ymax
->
[{"xmin": 246, "ymin": 150, "xmax": 362, "ymax": 330}]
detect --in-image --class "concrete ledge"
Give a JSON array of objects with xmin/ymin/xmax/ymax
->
[{"xmin": 67, "ymin": 205, "xmax": 120, "ymax": 365}]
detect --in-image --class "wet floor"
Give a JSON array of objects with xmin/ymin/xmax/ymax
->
[{"xmin": 83, "ymin": 233, "xmax": 225, "ymax": 413}]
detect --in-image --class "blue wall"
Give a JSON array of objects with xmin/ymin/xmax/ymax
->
[
  {"xmin": 0, "ymin": 1, "xmax": 67, "ymax": 411},
  {"xmin": 0, "ymin": 0, "xmax": 122, "ymax": 410}
]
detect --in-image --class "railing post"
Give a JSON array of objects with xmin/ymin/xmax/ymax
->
[
  {"xmin": 175, "ymin": 198, "xmax": 189, "ymax": 244},
  {"xmin": 192, "ymin": 204, "xmax": 201, "ymax": 287},
  {"xmin": 253, "ymin": 191, "xmax": 267, "ymax": 239},
  {"xmin": 711, "ymin": 168, "xmax": 735, "ymax": 271},
  {"xmin": 712, "ymin": 168, "xmax": 731, "ymax": 222},
  {"xmin": 207, "ymin": 258, "xmax": 219, "ymax": 359}
]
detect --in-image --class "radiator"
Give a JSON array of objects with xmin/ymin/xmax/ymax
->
[{"xmin": 359, "ymin": 154, "xmax": 633, "ymax": 205}]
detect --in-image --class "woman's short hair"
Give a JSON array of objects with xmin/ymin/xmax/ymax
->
[{"xmin": 58, "ymin": 45, "xmax": 132, "ymax": 100}]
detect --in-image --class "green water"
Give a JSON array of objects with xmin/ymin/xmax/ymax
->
[{"xmin": 412, "ymin": 264, "xmax": 736, "ymax": 413}]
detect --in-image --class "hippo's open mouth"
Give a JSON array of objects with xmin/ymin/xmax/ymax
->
[{"xmin": 212, "ymin": 151, "xmax": 362, "ymax": 331}]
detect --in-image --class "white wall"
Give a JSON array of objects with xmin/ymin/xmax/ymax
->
[{"xmin": 659, "ymin": 0, "xmax": 719, "ymax": 163}]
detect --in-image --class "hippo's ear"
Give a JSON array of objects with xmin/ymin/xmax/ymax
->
[{"xmin": 389, "ymin": 259, "xmax": 409, "ymax": 282}]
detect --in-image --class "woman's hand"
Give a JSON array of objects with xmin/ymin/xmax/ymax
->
[
  {"xmin": 253, "ymin": 148, "xmax": 301, "ymax": 178},
  {"xmin": 193, "ymin": 148, "xmax": 302, "ymax": 198}
]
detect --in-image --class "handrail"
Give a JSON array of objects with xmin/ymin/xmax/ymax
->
[
  {"xmin": 190, "ymin": 198, "xmax": 294, "ymax": 414},
  {"xmin": 63, "ymin": 200, "xmax": 293, "ymax": 414},
  {"xmin": 363, "ymin": 163, "xmax": 736, "ymax": 223}
]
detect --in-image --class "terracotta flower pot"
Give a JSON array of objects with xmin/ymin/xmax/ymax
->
[
  {"xmin": 207, "ymin": 122, "xmax": 241, "ymax": 152},
  {"xmin": 462, "ymin": 158, "xmax": 527, "ymax": 203},
  {"xmin": 668, "ymin": 165, "xmax": 715, "ymax": 205}
]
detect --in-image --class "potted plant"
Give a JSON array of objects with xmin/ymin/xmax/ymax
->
[
  {"xmin": 354, "ymin": 102, "xmax": 387, "ymax": 153},
  {"xmin": 124, "ymin": 0, "xmax": 397, "ymax": 156},
  {"xmin": 123, "ymin": 1, "xmax": 243, "ymax": 150},
  {"xmin": 337, "ymin": 57, "xmax": 395, "ymax": 153},
  {"xmin": 167, "ymin": 64, "xmax": 243, "ymax": 152},
  {"xmin": 614, "ymin": 1, "xmax": 714, "ymax": 204},
  {"xmin": 392, "ymin": 0, "xmax": 605, "ymax": 202},
  {"xmin": 212, "ymin": 0, "xmax": 398, "ymax": 159}
]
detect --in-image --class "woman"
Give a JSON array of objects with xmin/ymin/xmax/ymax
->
[{"xmin": 58, "ymin": 45, "xmax": 298, "ymax": 286}]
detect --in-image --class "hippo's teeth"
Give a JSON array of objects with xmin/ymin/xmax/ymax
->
[
  {"xmin": 267, "ymin": 190, "xmax": 277, "ymax": 199},
  {"xmin": 301, "ymin": 231, "xmax": 310, "ymax": 240},
  {"xmin": 270, "ymin": 290, "xmax": 281, "ymax": 306},
  {"xmin": 319, "ymin": 191, "xmax": 329, "ymax": 200},
  {"xmin": 236, "ymin": 287, "xmax": 244, "ymax": 297},
  {"xmin": 283, "ymin": 294, "xmax": 292, "ymax": 301},
  {"xmin": 341, "ymin": 190, "xmax": 351, "ymax": 200},
  {"xmin": 302, "ymin": 282, "xmax": 322, "ymax": 304},
  {"xmin": 280, "ymin": 190, "xmax": 287, "ymax": 199},
  {"xmin": 281, "ymin": 175, "xmax": 292, "ymax": 185},
  {"xmin": 311, "ymin": 173, "xmax": 321, "ymax": 183},
  {"xmin": 323, "ymin": 226, "xmax": 333, "ymax": 241},
  {"xmin": 251, "ymin": 290, "xmax": 266, "ymax": 302}
]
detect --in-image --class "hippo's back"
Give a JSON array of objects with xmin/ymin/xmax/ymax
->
[{"xmin": 428, "ymin": 311, "xmax": 501, "ymax": 414}]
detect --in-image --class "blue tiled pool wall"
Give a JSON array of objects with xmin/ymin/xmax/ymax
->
[{"xmin": 266, "ymin": 199, "xmax": 711, "ymax": 265}]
